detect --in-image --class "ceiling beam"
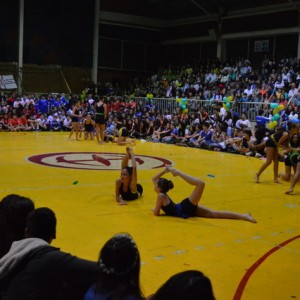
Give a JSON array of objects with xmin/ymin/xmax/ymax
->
[
  {"xmin": 287, "ymin": 0, "xmax": 300, "ymax": 12},
  {"xmin": 188, "ymin": 0, "xmax": 211, "ymax": 15}
]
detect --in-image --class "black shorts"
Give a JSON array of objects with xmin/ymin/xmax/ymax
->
[
  {"xmin": 285, "ymin": 152, "xmax": 300, "ymax": 166},
  {"xmin": 95, "ymin": 115, "xmax": 105, "ymax": 124},
  {"xmin": 177, "ymin": 198, "xmax": 197, "ymax": 218},
  {"xmin": 265, "ymin": 138, "xmax": 276, "ymax": 148},
  {"xmin": 119, "ymin": 127, "xmax": 128, "ymax": 137},
  {"xmin": 122, "ymin": 184, "xmax": 143, "ymax": 201},
  {"xmin": 71, "ymin": 117, "xmax": 79, "ymax": 123}
]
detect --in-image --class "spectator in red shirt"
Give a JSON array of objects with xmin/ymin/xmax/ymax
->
[
  {"xmin": 18, "ymin": 114, "xmax": 33, "ymax": 131},
  {"xmin": 8, "ymin": 114, "xmax": 21, "ymax": 131}
]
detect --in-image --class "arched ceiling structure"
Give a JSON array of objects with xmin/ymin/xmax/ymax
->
[{"xmin": 99, "ymin": 0, "xmax": 300, "ymax": 28}]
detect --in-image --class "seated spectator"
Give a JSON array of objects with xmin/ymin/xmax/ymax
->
[
  {"xmin": 84, "ymin": 233, "xmax": 145, "ymax": 300},
  {"xmin": 185, "ymin": 124, "xmax": 202, "ymax": 146},
  {"xmin": 208, "ymin": 123, "xmax": 227, "ymax": 151},
  {"xmin": 0, "ymin": 113, "xmax": 10, "ymax": 131},
  {"xmin": 235, "ymin": 112, "xmax": 251, "ymax": 129},
  {"xmin": 0, "ymin": 207, "xmax": 100, "ymax": 300},
  {"xmin": 27, "ymin": 113, "xmax": 38, "ymax": 130},
  {"xmin": 36, "ymin": 114, "xmax": 48, "ymax": 131},
  {"xmin": 236, "ymin": 129, "xmax": 255, "ymax": 156},
  {"xmin": 18, "ymin": 114, "xmax": 33, "ymax": 131},
  {"xmin": 161, "ymin": 123, "xmax": 179, "ymax": 144},
  {"xmin": 145, "ymin": 120, "xmax": 155, "ymax": 140},
  {"xmin": 224, "ymin": 129, "xmax": 244, "ymax": 153},
  {"xmin": 62, "ymin": 115, "xmax": 73, "ymax": 131},
  {"xmin": 8, "ymin": 114, "xmax": 21, "ymax": 131},
  {"xmin": 132, "ymin": 120, "xmax": 148, "ymax": 140},
  {"xmin": 104, "ymin": 116, "xmax": 116, "ymax": 141},
  {"xmin": 0, "ymin": 194, "xmax": 35, "ymax": 258},
  {"xmin": 151, "ymin": 122, "xmax": 171, "ymax": 142},
  {"xmin": 149, "ymin": 270, "xmax": 215, "ymax": 300},
  {"xmin": 194, "ymin": 122, "xmax": 213, "ymax": 149},
  {"xmin": 50, "ymin": 114, "xmax": 62, "ymax": 131},
  {"xmin": 46, "ymin": 112, "xmax": 55, "ymax": 131}
]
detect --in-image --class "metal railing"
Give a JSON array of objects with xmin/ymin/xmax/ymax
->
[{"xmin": 131, "ymin": 97, "xmax": 286, "ymax": 123}]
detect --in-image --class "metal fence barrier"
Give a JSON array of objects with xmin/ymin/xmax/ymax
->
[
  {"xmin": 132, "ymin": 98, "xmax": 261, "ymax": 123},
  {"xmin": 130, "ymin": 95, "xmax": 300, "ymax": 123}
]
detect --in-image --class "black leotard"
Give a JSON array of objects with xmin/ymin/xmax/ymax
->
[
  {"xmin": 161, "ymin": 196, "xmax": 197, "ymax": 218},
  {"xmin": 119, "ymin": 183, "xmax": 143, "ymax": 201},
  {"xmin": 71, "ymin": 108, "xmax": 80, "ymax": 122},
  {"xmin": 95, "ymin": 103, "xmax": 105, "ymax": 124}
]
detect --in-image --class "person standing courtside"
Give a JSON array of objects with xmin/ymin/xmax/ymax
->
[{"xmin": 95, "ymin": 96, "xmax": 107, "ymax": 144}]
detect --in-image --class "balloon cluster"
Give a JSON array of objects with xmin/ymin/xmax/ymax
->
[
  {"xmin": 267, "ymin": 103, "xmax": 285, "ymax": 130},
  {"xmin": 222, "ymin": 96, "xmax": 233, "ymax": 111},
  {"xmin": 176, "ymin": 98, "xmax": 188, "ymax": 114}
]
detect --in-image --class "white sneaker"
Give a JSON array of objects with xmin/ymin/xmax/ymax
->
[
  {"xmin": 245, "ymin": 151, "xmax": 253, "ymax": 156},
  {"xmin": 255, "ymin": 153, "xmax": 262, "ymax": 158}
]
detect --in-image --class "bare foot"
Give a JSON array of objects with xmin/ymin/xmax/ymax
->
[
  {"xmin": 246, "ymin": 213, "xmax": 257, "ymax": 223},
  {"xmin": 273, "ymin": 179, "xmax": 282, "ymax": 184},
  {"xmin": 130, "ymin": 139, "xmax": 136, "ymax": 146},
  {"xmin": 278, "ymin": 173, "xmax": 290, "ymax": 181},
  {"xmin": 285, "ymin": 188, "xmax": 293, "ymax": 194},
  {"xmin": 126, "ymin": 147, "xmax": 132, "ymax": 158},
  {"xmin": 255, "ymin": 173, "xmax": 260, "ymax": 183}
]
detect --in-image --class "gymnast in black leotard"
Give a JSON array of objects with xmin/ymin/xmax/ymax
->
[
  {"xmin": 256, "ymin": 122, "xmax": 299, "ymax": 183},
  {"xmin": 152, "ymin": 166, "xmax": 256, "ymax": 222},
  {"xmin": 83, "ymin": 114, "xmax": 95, "ymax": 140},
  {"xmin": 69, "ymin": 100, "xmax": 83, "ymax": 141},
  {"xmin": 115, "ymin": 147, "xmax": 143, "ymax": 205},
  {"xmin": 95, "ymin": 97, "xmax": 107, "ymax": 144}
]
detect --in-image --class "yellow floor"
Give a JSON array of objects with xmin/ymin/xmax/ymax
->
[{"xmin": 1, "ymin": 132, "xmax": 300, "ymax": 299}]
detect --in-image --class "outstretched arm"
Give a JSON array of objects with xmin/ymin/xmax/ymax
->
[
  {"xmin": 152, "ymin": 167, "xmax": 170, "ymax": 185},
  {"xmin": 115, "ymin": 179, "xmax": 126, "ymax": 205}
]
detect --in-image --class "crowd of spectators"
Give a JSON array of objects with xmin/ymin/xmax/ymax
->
[
  {"xmin": 1, "ymin": 56, "xmax": 300, "ymax": 299},
  {"xmin": 121, "ymin": 55, "xmax": 300, "ymax": 103},
  {"xmin": 1, "ymin": 56, "xmax": 300, "ymax": 158}
]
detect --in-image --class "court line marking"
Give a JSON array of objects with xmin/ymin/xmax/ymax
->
[{"xmin": 233, "ymin": 234, "xmax": 300, "ymax": 300}]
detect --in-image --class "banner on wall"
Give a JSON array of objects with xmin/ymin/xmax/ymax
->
[{"xmin": 0, "ymin": 75, "xmax": 17, "ymax": 89}]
